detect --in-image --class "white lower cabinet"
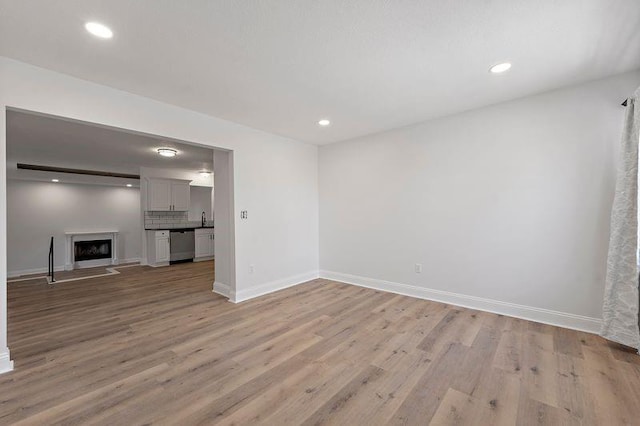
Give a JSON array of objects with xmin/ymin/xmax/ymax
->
[
  {"xmin": 195, "ymin": 228, "xmax": 214, "ymax": 259},
  {"xmin": 155, "ymin": 231, "xmax": 170, "ymax": 263},
  {"xmin": 146, "ymin": 230, "xmax": 170, "ymax": 266}
]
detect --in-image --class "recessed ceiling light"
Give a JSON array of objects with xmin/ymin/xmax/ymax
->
[
  {"xmin": 157, "ymin": 148, "xmax": 177, "ymax": 157},
  {"xmin": 126, "ymin": 184, "xmax": 133, "ymax": 187},
  {"xmin": 51, "ymin": 179, "xmax": 59, "ymax": 183},
  {"xmin": 199, "ymin": 171, "xmax": 211, "ymax": 178},
  {"xmin": 318, "ymin": 119, "xmax": 331, "ymax": 127},
  {"xmin": 85, "ymin": 22, "xmax": 113, "ymax": 39},
  {"xmin": 490, "ymin": 62, "xmax": 512, "ymax": 74}
]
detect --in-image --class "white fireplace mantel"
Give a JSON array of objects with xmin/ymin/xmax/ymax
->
[{"xmin": 65, "ymin": 231, "xmax": 119, "ymax": 270}]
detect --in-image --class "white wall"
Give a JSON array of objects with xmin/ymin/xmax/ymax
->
[
  {"xmin": 188, "ymin": 186, "xmax": 213, "ymax": 222},
  {"xmin": 319, "ymin": 71, "xmax": 640, "ymax": 332},
  {"xmin": 7, "ymin": 180, "xmax": 141, "ymax": 275},
  {"xmin": 0, "ymin": 57, "xmax": 320, "ymax": 372},
  {"xmin": 212, "ymin": 150, "xmax": 235, "ymax": 298}
]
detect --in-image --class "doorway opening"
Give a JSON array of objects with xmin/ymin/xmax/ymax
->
[{"xmin": 3, "ymin": 107, "xmax": 236, "ymax": 366}]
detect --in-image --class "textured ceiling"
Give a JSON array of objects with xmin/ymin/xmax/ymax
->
[{"xmin": 1, "ymin": 0, "xmax": 639, "ymax": 144}]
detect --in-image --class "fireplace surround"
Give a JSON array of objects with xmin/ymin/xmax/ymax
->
[{"xmin": 65, "ymin": 231, "xmax": 119, "ymax": 270}]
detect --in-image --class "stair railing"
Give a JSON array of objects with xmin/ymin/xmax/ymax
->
[{"xmin": 48, "ymin": 236, "xmax": 55, "ymax": 283}]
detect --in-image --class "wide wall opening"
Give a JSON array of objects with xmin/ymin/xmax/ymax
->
[{"xmin": 3, "ymin": 108, "xmax": 235, "ymax": 368}]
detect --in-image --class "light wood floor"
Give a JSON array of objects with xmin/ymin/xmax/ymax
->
[{"xmin": 2, "ymin": 261, "xmax": 639, "ymax": 425}]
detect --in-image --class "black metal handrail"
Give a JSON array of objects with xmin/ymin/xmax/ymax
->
[{"xmin": 48, "ymin": 236, "xmax": 55, "ymax": 283}]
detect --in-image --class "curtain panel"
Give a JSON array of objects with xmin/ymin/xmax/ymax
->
[{"xmin": 601, "ymin": 88, "xmax": 640, "ymax": 351}]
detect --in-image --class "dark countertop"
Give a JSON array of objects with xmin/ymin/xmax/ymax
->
[{"xmin": 145, "ymin": 226, "xmax": 214, "ymax": 231}]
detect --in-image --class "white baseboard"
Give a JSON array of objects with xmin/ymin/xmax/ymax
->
[
  {"xmin": 8, "ymin": 257, "xmax": 141, "ymax": 278},
  {"xmin": 320, "ymin": 270, "xmax": 602, "ymax": 334},
  {"xmin": 232, "ymin": 270, "xmax": 320, "ymax": 303},
  {"xmin": 213, "ymin": 281, "xmax": 232, "ymax": 299},
  {"xmin": 8, "ymin": 265, "xmax": 65, "ymax": 278},
  {"xmin": 0, "ymin": 350, "xmax": 13, "ymax": 374},
  {"xmin": 194, "ymin": 256, "xmax": 215, "ymax": 263}
]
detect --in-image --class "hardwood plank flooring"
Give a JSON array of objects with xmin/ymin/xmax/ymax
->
[{"xmin": 2, "ymin": 261, "xmax": 639, "ymax": 425}]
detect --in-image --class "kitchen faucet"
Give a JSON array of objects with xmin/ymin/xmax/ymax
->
[{"xmin": 201, "ymin": 211, "xmax": 206, "ymax": 227}]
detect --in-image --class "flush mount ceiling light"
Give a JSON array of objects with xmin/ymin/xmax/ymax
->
[
  {"xmin": 157, "ymin": 148, "xmax": 177, "ymax": 157},
  {"xmin": 51, "ymin": 179, "xmax": 59, "ymax": 183},
  {"xmin": 126, "ymin": 184, "xmax": 133, "ymax": 187},
  {"xmin": 199, "ymin": 171, "xmax": 211, "ymax": 178},
  {"xmin": 318, "ymin": 119, "xmax": 331, "ymax": 127},
  {"xmin": 85, "ymin": 22, "xmax": 113, "ymax": 39},
  {"xmin": 490, "ymin": 62, "xmax": 512, "ymax": 74}
]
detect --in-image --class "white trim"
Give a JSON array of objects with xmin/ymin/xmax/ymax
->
[
  {"xmin": 0, "ymin": 350, "xmax": 13, "ymax": 374},
  {"xmin": 232, "ymin": 271, "xmax": 320, "ymax": 303},
  {"xmin": 194, "ymin": 256, "xmax": 215, "ymax": 263},
  {"xmin": 45, "ymin": 263, "xmax": 142, "ymax": 284},
  {"xmin": 320, "ymin": 270, "xmax": 602, "ymax": 334},
  {"xmin": 213, "ymin": 281, "xmax": 232, "ymax": 299},
  {"xmin": 8, "ymin": 257, "xmax": 141, "ymax": 280},
  {"xmin": 64, "ymin": 230, "xmax": 120, "ymax": 235},
  {"xmin": 10, "ymin": 263, "xmax": 143, "ymax": 284}
]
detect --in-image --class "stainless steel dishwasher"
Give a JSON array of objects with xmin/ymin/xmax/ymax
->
[{"xmin": 169, "ymin": 229, "xmax": 195, "ymax": 263}]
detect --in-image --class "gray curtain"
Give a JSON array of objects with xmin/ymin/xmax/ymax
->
[{"xmin": 601, "ymin": 87, "xmax": 640, "ymax": 351}]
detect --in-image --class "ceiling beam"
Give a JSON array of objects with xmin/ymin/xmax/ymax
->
[{"xmin": 16, "ymin": 163, "xmax": 140, "ymax": 179}]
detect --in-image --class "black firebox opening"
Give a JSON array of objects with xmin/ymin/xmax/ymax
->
[{"xmin": 74, "ymin": 239, "xmax": 112, "ymax": 262}]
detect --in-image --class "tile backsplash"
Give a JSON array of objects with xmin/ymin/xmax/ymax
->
[{"xmin": 144, "ymin": 211, "xmax": 202, "ymax": 229}]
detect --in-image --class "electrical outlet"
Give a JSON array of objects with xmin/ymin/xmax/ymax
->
[
  {"xmin": 241, "ymin": 210, "xmax": 248, "ymax": 219},
  {"xmin": 415, "ymin": 263, "xmax": 422, "ymax": 273},
  {"xmin": 249, "ymin": 264, "xmax": 255, "ymax": 274}
]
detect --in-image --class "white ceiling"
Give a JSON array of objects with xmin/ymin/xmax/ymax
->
[
  {"xmin": 1, "ymin": 0, "xmax": 639, "ymax": 145},
  {"xmin": 6, "ymin": 110, "xmax": 214, "ymax": 186}
]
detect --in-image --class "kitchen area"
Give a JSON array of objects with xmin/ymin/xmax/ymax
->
[{"xmin": 143, "ymin": 175, "xmax": 215, "ymax": 267}]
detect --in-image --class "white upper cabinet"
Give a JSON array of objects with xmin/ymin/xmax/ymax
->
[
  {"xmin": 147, "ymin": 179, "xmax": 172, "ymax": 211},
  {"xmin": 146, "ymin": 178, "xmax": 191, "ymax": 211},
  {"xmin": 171, "ymin": 181, "xmax": 191, "ymax": 211}
]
